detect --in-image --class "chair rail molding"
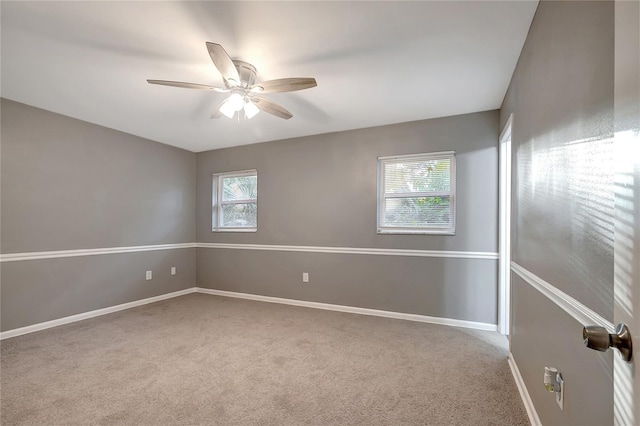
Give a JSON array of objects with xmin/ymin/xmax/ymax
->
[
  {"xmin": 197, "ymin": 242, "xmax": 499, "ymax": 260},
  {"xmin": 511, "ymin": 261, "xmax": 614, "ymax": 330},
  {"xmin": 0, "ymin": 243, "xmax": 197, "ymax": 262}
]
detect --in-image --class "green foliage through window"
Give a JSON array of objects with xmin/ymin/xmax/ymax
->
[
  {"xmin": 379, "ymin": 153, "xmax": 455, "ymax": 233},
  {"xmin": 213, "ymin": 171, "xmax": 257, "ymax": 230}
]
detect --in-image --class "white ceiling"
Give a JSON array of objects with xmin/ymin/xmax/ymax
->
[{"xmin": 1, "ymin": 1, "xmax": 538, "ymax": 152}]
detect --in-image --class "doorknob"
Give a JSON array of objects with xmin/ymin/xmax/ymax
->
[{"xmin": 583, "ymin": 323, "xmax": 633, "ymax": 362}]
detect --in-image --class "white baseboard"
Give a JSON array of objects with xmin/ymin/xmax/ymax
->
[
  {"xmin": 1, "ymin": 286, "xmax": 497, "ymax": 340},
  {"xmin": 0, "ymin": 287, "xmax": 197, "ymax": 340},
  {"xmin": 1, "ymin": 286, "xmax": 540, "ymax": 424},
  {"xmin": 508, "ymin": 353, "xmax": 542, "ymax": 426},
  {"xmin": 195, "ymin": 287, "xmax": 497, "ymax": 331}
]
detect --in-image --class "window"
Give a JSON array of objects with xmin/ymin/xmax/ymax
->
[
  {"xmin": 212, "ymin": 170, "xmax": 257, "ymax": 232},
  {"xmin": 377, "ymin": 151, "xmax": 455, "ymax": 234}
]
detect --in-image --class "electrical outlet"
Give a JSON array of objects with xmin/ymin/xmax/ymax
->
[
  {"xmin": 171, "ymin": 267, "xmax": 176, "ymax": 276},
  {"xmin": 302, "ymin": 272, "xmax": 309, "ymax": 283},
  {"xmin": 556, "ymin": 374, "xmax": 564, "ymax": 411},
  {"xmin": 145, "ymin": 270, "xmax": 152, "ymax": 280},
  {"xmin": 545, "ymin": 367, "xmax": 564, "ymax": 411}
]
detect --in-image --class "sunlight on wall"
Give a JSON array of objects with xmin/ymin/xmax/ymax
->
[{"xmin": 518, "ymin": 131, "xmax": 615, "ymax": 318}]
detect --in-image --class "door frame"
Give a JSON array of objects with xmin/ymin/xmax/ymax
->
[
  {"xmin": 613, "ymin": 1, "xmax": 639, "ymax": 424},
  {"xmin": 498, "ymin": 114, "xmax": 513, "ymax": 336}
]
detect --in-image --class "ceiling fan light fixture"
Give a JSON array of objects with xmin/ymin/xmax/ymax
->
[
  {"xmin": 219, "ymin": 102, "xmax": 236, "ymax": 119},
  {"xmin": 228, "ymin": 93, "xmax": 245, "ymax": 109},
  {"xmin": 219, "ymin": 93, "xmax": 244, "ymax": 118},
  {"xmin": 244, "ymin": 101, "xmax": 260, "ymax": 119},
  {"xmin": 149, "ymin": 42, "xmax": 317, "ymax": 120}
]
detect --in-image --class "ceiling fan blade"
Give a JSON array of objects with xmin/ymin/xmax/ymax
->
[
  {"xmin": 147, "ymin": 80, "xmax": 228, "ymax": 92},
  {"xmin": 206, "ymin": 42, "xmax": 240, "ymax": 85},
  {"xmin": 251, "ymin": 78, "xmax": 317, "ymax": 94},
  {"xmin": 251, "ymin": 96, "xmax": 293, "ymax": 120}
]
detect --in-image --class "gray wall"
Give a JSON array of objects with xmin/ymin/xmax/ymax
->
[
  {"xmin": 196, "ymin": 110, "xmax": 500, "ymax": 324},
  {"xmin": 500, "ymin": 1, "xmax": 614, "ymax": 424},
  {"xmin": 1, "ymin": 99, "xmax": 197, "ymax": 331}
]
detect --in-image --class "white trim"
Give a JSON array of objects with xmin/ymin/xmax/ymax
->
[
  {"xmin": 212, "ymin": 169, "xmax": 257, "ymax": 178},
  {"xmin": 1, "ymin": 285, "xmax": 498, "ymax": 340},
  {"xmin": 0, "ymin": 243, "xmax": 497, "ymax": 262},
  {"xmin": 0, "ymin": 288, "xmax": 197, "ymax": 340},
  {"xmin": 511, "ymin": 261, "xmax": 614, "ymax": 330},
  {"xmin": 499, "ymin": 114, "xmax": 513, "ymax": 143},
  {"xmin": 377, "ymin": 151, "xmax": 456, "ymax": 235},
  {"xmin": 0, "ymin": 243, "xmax": 196, "ymax": 263},
  {"xmin": 498, "ymin": 114, "xmax": 513, "ymax": 336},
  {"xmin": 378, "ymin": 151, "xmax": 456, "ymax": 161},
  {"xmin": 212, "ymin": 169, "xmax": 258, "ymax": 232},
  {"xmin": 376, "ymin": 229, "xmax": 456, "ymax": 236},
  {"xmin": 211, "ymin": 228, "xmax": 257, "ymax": 233},
  {"xmin": 195, "ymin": 288, "xmax": 497, "ymax": 331},
  {"xmin": 197, "ymin": 243, "xmax": 499, "ymax": 260},
  {"xmin": 508, "ymin": 353, "xmax": 542, "ymax": 426}
]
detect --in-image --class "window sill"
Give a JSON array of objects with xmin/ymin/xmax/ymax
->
[
  {"xmin": 212, "ymin": 228, "xmax": 257, "ymax": 233},
  {"xmin": 377, "ymin": 229, "xmax": 455, "ymax": 236}
]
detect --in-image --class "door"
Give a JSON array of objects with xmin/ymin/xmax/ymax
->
[
  {"xmin": 572, "ymin": 2, "xmax": 638, "ymax": 422},
  {"xmin": 612, "ymin": 1, "xmax": 639, "ymax": 424}
]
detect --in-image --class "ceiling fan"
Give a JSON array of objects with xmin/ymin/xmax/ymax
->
[{"xmin": 147, "ymin": 42, "xmax": 317, "ymax": 120}]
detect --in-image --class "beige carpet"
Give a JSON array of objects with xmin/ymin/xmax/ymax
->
[{"xmin": 1, "ymin": 293, "xmax": 528, "ymax": 425}]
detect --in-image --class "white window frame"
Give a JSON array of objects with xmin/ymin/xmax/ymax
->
[
  {"xmin": 377, "ymin": 151, "xmax": 456, "ymax": 235},
  {"xmin": 212, "ymin": 169, "xmax": 257, "ymax": 232}
]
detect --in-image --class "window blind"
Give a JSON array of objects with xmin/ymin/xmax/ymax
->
[{"xmin": 378, "ymin": 152, "xmax": 455, "ymax": 234}]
